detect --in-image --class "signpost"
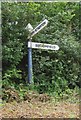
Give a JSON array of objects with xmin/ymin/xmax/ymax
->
[
  {"xmin": 26, "ymin": 19, "xmax": 59, "ymax": 84},
  {"xmin": 27, "ymin": 19, "xmax": 49, "ymax": 84}
]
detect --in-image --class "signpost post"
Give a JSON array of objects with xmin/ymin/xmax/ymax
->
[{"xmin": 28, "ymin": 38, "xmax": 33, "ymax": 84}]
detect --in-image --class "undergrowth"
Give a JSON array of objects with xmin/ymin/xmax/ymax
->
[{"xmin": 2, "ymin": 80, "xmax": 80, "ymax": 104}]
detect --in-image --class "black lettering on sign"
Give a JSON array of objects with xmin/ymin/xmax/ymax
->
[{"xmin": 35, "ymin": 44, "xmax": 40, "ymax": 47}]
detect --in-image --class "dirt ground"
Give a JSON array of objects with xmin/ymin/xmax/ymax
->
[{"xmin": 1, "ymin": 93, "xmax": 80, "ymax": 119}]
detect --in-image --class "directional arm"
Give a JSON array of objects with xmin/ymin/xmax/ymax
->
[{"xmin": 30, "ymin": 19, "xmax": 48, "ymax": 38}]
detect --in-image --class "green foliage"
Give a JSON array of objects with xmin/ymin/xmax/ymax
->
[
  {"xmin": 3, "ymin": 68, "xmax": 22, "ymax": 89},
  {"xmin": 2, "ymin": 2, "xmax": 80, "ymax": 99}
]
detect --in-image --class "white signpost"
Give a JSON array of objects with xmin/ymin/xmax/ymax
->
[
  {"xmin": 28, "ymin": 41, "xmax": 59, "ymax": 50},
  {"xmin": 26, "ymin": 19, "xmax": 60, "ymax": 84}
]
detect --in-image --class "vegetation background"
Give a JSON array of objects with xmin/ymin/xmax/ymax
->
[{"xmin": 2, "ymin": 2, "xmax": 81, "ymax": 102}]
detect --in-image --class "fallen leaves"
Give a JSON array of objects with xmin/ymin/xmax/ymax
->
[
  {"xmin": 1, "ymin": 100, "xmax": 79, "ymax": 118},
  {"xmin": 1, "ymin": 91, "xmax": 80, "ymax": 118}
]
